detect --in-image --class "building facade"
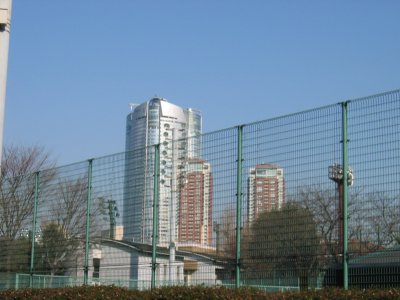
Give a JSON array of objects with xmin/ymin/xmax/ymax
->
[
  {"xmin": 123, "ymin": 97, "xmax": 204, "ymax": 246},
  {"xmin": 178, "ymin": 159, "xmax": 213, "ymax": 247},
  {"xmin": 247, "ymin": 163, "xmax": 285, "ymax": 224}
]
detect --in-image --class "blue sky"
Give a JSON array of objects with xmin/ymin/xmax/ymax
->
[{"xmin": 4, "ymin": 0, "xmax": 400, "ymax": 165}]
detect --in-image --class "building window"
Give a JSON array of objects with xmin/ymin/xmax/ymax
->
[{"xmin": 93, "ymin": 258, "xmax": 100, "ymax": 279}]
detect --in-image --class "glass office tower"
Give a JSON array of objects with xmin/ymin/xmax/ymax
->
[{"xmin": 123, "ymin": 97, "xmax": 202, "ymax": 246}]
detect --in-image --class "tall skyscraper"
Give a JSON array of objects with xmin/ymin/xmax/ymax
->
[
  {"xmin": 247, "ymin": 164, "xmax": 285, "ymax": 224},
  {"xmin": 123, "ymin": 97, "xmax": 203, "ymax": 246},
  {"xmin": 178, "ymin": 158, "xmax": 213, "ymax": 246}
]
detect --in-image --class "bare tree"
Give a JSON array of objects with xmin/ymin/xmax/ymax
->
[
  {"xmin": 297, "ymin": 186, "xmax": 366, "ymax": 264},
  {"xmin": 217, "ymin": 208, "xmax": 236, "ymax": 258},
  {"xmin": 50, "ymin": 177, "xmax": 89, "ymax": 238},
  {"xmin": 0, "ymin": 145, "xmax": 55, "ymax": 239},
  {"xmin": 297, "ymin": 186, "xmax": 400, "ymax": 266},
  {"xmin": 0, "ymin": 145, "xmax": 54, "ymax": 274},
  {"xmin": 363, "ymin": 192, "xmax": 400, "ymax": 248},
  {"xmin": 36, "ymin": 176, "xmax": 104, "ymax": 276},
  {"xmin": 298, "ymin": 187, "xmax": 340, "ymax": 265}
]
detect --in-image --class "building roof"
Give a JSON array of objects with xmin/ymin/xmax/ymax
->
[
  {"xmin": 100, "ymin": 239, "xmax": 228, "ymax": 267},
  {"xmin": 255, "ymin": 163, "xmax": 281, "ymax": 169},
  {"xmin": 101, "ymin": 239, "xmax": 183, "ymax": 261},
  {"xmin": 350, "ymin": 245, "xmax": 400, "ymax": 267}
]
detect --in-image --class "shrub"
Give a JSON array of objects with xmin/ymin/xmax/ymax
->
[{"xmin": 1, "ymin": 286, "xmax": 400, "ymax": 299}]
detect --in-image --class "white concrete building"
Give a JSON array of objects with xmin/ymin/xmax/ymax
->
[{"xmin": 75, "ymin": 240, "xmax": 224, "ymax": 289}]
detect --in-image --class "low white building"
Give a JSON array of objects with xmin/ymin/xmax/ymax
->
[{"xmin": 75, "ymin": 239, "xmax": 225, "ymax": 289}]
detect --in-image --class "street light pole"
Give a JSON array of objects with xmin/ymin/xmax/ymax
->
[
  {"xmin": 328, "ymin": 162, "xmax": 353, "ymax": 288},
  {"xmin": 328, "ymin": 164, "xmax": 344, "ymax": 262},
  {"xmin": 0, "ymin": 0, "xmax": 12, "ymax": 163}
]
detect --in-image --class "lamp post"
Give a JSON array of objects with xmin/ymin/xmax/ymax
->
[
  {"xmin": 328, "ymin": 163, "xmax": 353, "ymax": 286},
  {"xmin": 0, "ymin": 0, "xmax": 12, "ymax": 163},
  {"xmin": 329, "ymin": 164, "xmax": 345, "ymax": 257}
]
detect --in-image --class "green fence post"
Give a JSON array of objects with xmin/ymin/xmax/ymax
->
[
  {"xmin": 29, "ymin": 171, "xmax": 39, "ymax": 288},
  {"xmin": 84, "ymin": 159, "xmax": 93, "ymax": 285},
  {"xmin": 341, "ymin": 102, "xmax": 349, "ymax": 289},
  {"xmin": 236, "ymin": 125, "xmax": 244, "ymax": 289},
  {"xmin": 151, "ymin": 144, "xmax": 160, "ymax": 289}
]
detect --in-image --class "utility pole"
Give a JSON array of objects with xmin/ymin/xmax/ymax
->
[
  {"xmin": 107, "ymin": 200, "xmax": 119, "ymax": 239},
  {"xmin": 0, "ymin": 0, "xmax": 12, "ymax": 163}
]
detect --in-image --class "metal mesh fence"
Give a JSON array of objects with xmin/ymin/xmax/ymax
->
[
  {"xmin": 34, "ymin": 162, "xmax": 88, "ymax": 283},
  {"xmin": 241, "ymin": 104, "xmax": 342, "ymax": 290},
  {"xmin": 0, "ymin": 89, "xmax": 399, "ymax": 290},
  {"xmin": 346, "ymin": 90, "xmax": 400, "ymax": 288}
]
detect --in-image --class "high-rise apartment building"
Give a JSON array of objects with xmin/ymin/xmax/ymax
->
[
  {"xmin": 247, "ymin": 164, "xmax": 285, "ymax": 223},
  {"xmin": 178, "ymin": 158, "xmax": 213, "ymax": 247},
  {"xmin": 123, "ymin": 97, "xmax": 204, "ymax": 246}
]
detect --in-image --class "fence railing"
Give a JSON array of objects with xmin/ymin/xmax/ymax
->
[{"xmin": 0, "ymin": 89, "xmax": 399, "ymax": 290}]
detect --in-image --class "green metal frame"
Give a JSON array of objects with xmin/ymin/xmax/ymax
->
[
  {"xmin": 341, "ymin": 102, "xmax": 349, "ymax": 289},
  {"xmin": 236, "ymin": 125, "xmax": 244, "ymax": 288},
  {"xmin": 151, "ymin": 144, "xmax": 160, "ymax": 289},
  {"xmin": 29, "ymin": 171, "xmax": 40, "ymax": 288},
  {"xmin": 84, "ymin": 159, "xmax": 93, "ymax": 285}
]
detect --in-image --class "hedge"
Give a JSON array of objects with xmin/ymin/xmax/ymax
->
[{"xmin": 1, "ymin": 286, "xmax": 400, "ymax": 300}]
